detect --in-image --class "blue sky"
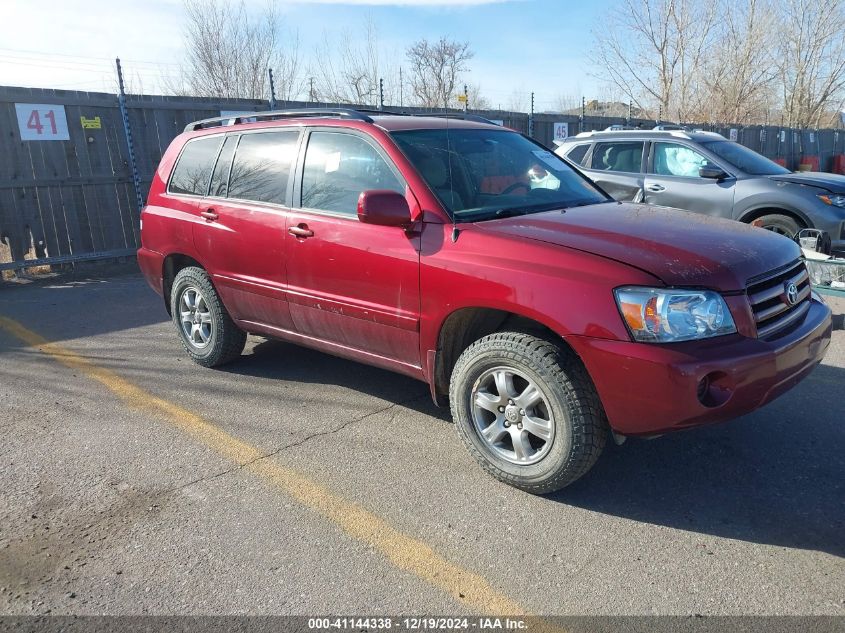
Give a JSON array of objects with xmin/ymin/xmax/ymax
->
[{"xmin": 0, "ymin": 0, "xmax": 614, "ymax": 108}]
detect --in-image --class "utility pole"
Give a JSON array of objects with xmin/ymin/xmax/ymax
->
[
  {"xmin": 627, "ymin": 100, "xmax": 632, "ymax": 125},
  {"xmin": 464, "ymin": 84, "xmax": 468, "ymax": 112},
  {"xmin": 268, "ymin": 68, "xmax": 277, "ymax": 111},
  {"xmin": 115, "ymin": 57, "xmax": 143, "ymax": 215},
  {"xmin": 528, "ymin": 92, "xmax": 535, "ymax": 138},
  {"xmin": 399, "ymin": 67, "xmax": 403, "ymax": 108},
  {"xmin": 379, "ymin": 78, "xmax": 384, "ymax": 111}
]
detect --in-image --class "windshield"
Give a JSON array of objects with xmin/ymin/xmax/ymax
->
[
  {"xmin": 390, "ymin": 128, "xmax": 608, "ymax": 221},
  {"xmin": 700, "ymin": 140, "xmax": 790, "ymax": 176}
]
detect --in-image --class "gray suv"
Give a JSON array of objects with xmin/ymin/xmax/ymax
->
[{"xmin": 555, "ymin": 130, "xmax": 845, "ymax": 252}]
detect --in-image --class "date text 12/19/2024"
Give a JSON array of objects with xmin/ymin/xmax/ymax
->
[{"xmin": 307, "ymin": 617, "xmax": 529, "ymax": 630}]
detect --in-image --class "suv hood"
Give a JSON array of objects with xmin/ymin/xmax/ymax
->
[
  {"xmin": 768, "ymin": 172, "xmax": 845, "ymax": 192},
  {"xmin": 474, "ymin": 202, "xmax": 800, "ymax": 291}
]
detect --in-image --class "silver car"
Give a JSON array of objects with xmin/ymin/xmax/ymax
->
[{"xmin": 555, "ymin": 130, "xmax": 845, "ymax": 253}]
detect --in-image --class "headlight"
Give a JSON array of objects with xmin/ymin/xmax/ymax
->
[
  {"xmin": 818, "ymin": 193, "xmax": 845, "ymax": 208},
  {"xmin": 614, "ymin": 287, "xmax": 737, "ymax": 343}
]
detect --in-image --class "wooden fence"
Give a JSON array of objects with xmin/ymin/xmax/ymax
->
[
  {"xmin": 0, "ymin": 86, "xmax": 265, "ymax": 272},
  {"xmin": 1, "ymin": 85, "xmax": 844, "ymax": 272}
]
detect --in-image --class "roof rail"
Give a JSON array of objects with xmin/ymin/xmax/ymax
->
[
  {"xmin": 410, "ymin": 112, "xmax": 498, "ymax": 125},
  {"xmin": 354, "ymin": 109, "xmax": 498, "ymax": 125},
  {"xmin": 184, "ymin": 108, "xmax": 374, "ymax": 132}
]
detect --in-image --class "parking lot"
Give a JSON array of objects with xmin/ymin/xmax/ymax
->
[{"xmin": 0, "ymin": 268, "xmax": 843, "ymax": 617}]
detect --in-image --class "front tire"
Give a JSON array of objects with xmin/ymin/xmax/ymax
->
[
  {"xmin": 170, "ymin": 266, "xmax": 246, "ymax": 367},
  {"xmin": 753, "ymin": 213, "xmax": 801, "ymax": 238},
  {"xmin": 450, "ymin": 331, "xmax": 607, "ymax": 494}
]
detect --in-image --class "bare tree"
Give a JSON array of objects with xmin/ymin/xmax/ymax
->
[
  {"xmin": 507, "ymin": 90, "xmax": 530, "ymax": 113},
  {"xmin": 554, "ymin": 94, "xmax": 582, "ymax": 114},
  {"xmin": 703, "ymin": 0, "xmax": 777, "ymax": 124},
  {"xmin": 593, "ymin": 0, "xmax": 718, "ymax": 122},
  {"xmin": 175, "ymin": 0, "xmax": 303, "ymax": 100},
  {"xmin": 465, "ymin": 83, "xmax": 491, "ymax": 110},
  {"xmin": 405, "ymin": 37, "xmax": 474, "ymax": 108},
  {"xmin": 311, "ymin": 17, "xmax": 395, "ymax": 105},
  {"xmin": 777, "ymin": 0, "xmax": 845, "ymax": 127}
]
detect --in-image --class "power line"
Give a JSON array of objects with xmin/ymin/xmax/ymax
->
[{"xmin": 0, "ymin": 47, "xmax": 182, "ymax": 68}]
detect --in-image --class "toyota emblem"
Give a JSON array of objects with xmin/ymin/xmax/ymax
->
[{"xmin": 784, "ymin": 281, "xmax": 799, "ymax": 306}]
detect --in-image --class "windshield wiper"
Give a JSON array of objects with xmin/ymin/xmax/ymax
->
[
  {"xmin": 458, "ymin": 198, "xmax": 602, "ymax": 223},
  {"xmin": 478, "ymin": 201, "xmax": 569, "ymax": 221}
]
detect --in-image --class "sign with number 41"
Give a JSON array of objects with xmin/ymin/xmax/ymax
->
[{"xmin": 15, "ymin": 104, "xmax": 70, "ymax": 141}]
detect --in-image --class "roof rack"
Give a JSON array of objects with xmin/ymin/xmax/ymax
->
[
  {"xmin": 353, "ymin": 108, "xmax": 497, "ymax": 125},
  {"xmin": 184, "ymin": 108, "xmax": 374, "ymax": 132},
  {"xmin": 410, "ymin": 112, "xmax": 498, "ymax": 125},
  {"xmin": 574, "ymin": 129, "xmax": 694, "ymax": 140},
  {"xmin": 183, "ymin": 107, "xmax": 501, "ymax": 133}
]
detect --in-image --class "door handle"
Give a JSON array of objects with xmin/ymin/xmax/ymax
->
[
  {"xmin": 646, "ymin": 184, "xmax": 666, "ymax": 192},
  {"xmin": 200, "ymin": 208, "xmax": 219, "ymax": 221},
  {"xmin": 288, "ymin": 224, "xmax": 314, "ymax": 238}
]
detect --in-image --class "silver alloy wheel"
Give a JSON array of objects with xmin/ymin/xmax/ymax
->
[
  {"xmin": 178, "ymin": 286, "xmax": 213, "ymax": 349},
  {"xmin": 470, "ymin": 366, "xmax": 556, "ymax": 465},
  {"xmin": 763, "ymin": 225, "xmax": 791, "ymax": 236}
]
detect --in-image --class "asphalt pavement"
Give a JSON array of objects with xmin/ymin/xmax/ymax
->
[{"xmin": 0, "ymin": 269, "xmax": 843, "ymax": 618}]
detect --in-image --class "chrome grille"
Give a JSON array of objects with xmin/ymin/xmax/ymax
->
[{"xmin": 747, "ymin": 260, "xmax": 811, "ymax": 339}]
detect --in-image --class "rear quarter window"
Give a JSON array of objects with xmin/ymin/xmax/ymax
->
[
  {"xmin": 565, "ymin": 143, "xmax": 590, "ymax": 166},
  {"xmin": 168, "ymin": 136, "xmax": 223, "ymax": 196}
]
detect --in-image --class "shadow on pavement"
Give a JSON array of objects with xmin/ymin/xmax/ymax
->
[
  {"xmin": 0, "ymin": 270, "xmax": 166, "ymax": 345},
  {"xmin": 231, "ymin": 338, "xmax": 843, "ymax": 557},
  {"xmin": 555, "ymin": 362, "xmax": 845, "ymax": 558},
  {"xmin": 223, "ymin": 338, "xmax": 449, "ymax": 422}
]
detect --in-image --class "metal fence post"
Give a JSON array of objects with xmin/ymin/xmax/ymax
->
[
  {"xmin": 579, "ymin": 97, "xmax": 585, "ymax": 133},
  {"xmin": 528, "ymin": 92, "xmax": 535, "ymax": 138},
  {"xmin": 268, "ymin": 68, "xmax": 277, "ymax": 110},
  {"xmin": 115, "ymin": 57, "xmax": 144, "ymax": 215}
]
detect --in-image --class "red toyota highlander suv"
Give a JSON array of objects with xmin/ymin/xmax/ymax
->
[{"xmin": 138, "ymin": 109, "xmax": 832, "ymax": 493}]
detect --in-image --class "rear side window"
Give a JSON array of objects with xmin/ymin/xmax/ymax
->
[
  {"xmin": 301, "ymin": 132, "xmax": 403, "ymax": 216},
  {"xmin": 590, "ymin": 141, "xmax": 644, "ymax": 173},
  {"xmin": 168, "ymin": 136, "xmax": 223, "ymax": 196},
  {"xmin": 228, "ymin": 131, "xmax": 299, "ymax": 205},
  {"xmin": 209, "ymin": 135, "xmax": 238, "ymax": 198},
  {"xmin": 566, "ymin": 144, "xmax": 590, "ymax": 166}
]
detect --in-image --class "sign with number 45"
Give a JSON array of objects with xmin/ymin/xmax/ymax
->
[{"xmin": 15, "ymin": 104, "xmax": 70, "ymax": 141}]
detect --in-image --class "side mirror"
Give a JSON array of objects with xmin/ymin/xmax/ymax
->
[
  {"xmin": 699, "ymin": 166, "xmax": 727, "ymax": 180},
  {"xmin": 357, "ymin": 190, "xmax": 412, "ymax": 227}
]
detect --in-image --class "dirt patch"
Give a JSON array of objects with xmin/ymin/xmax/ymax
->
[{"xmin": 0, "ymin": 480, "xmax": 174, "ymax": 613}]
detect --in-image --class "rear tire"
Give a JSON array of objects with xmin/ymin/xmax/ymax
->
[
  {"xmin": 170, "ymin": 266, "xmax": 246, "ymax": 367},
  {"xmin": 449, "ymin": 331, "xmax": 608, "ymax": 494},
  {"xmin": 753, "ymin": 214, "xmax": 801, "ymax": 238}
]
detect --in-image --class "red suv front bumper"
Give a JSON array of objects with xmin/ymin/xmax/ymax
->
[{"xmin": 569, "ymin": 298, "xmax": 832, "ymax": 436}]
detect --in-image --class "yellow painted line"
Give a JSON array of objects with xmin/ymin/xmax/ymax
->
[{"xmin": 0, "ymin": 315, "xmax": 527, "ymax": 617}]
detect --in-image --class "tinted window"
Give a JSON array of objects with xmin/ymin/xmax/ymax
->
[
  {"xmin": 169, "ymin": 136, "xmax": 223, "ymax": 196},
  {"xmin": 301, "ymin": 132, "xmax": 403, "ymax": 216},
  {"xmin": 228, "ymin": 131, "xmax": 299, "ymax": 205},
  {"xmin": 391, "ymin": 128, "xmax": 607, "ymax": 220},
  {"xmin": 590, "ymin": 141, "xmax": 644, "ymax": 173},
  {"xmin": 700, "ymin": 140, "xmax": 788, "ymax": 175},
  {"xmin": 209, "ymin": 135, "xmax": 238, "ymax": 198},
  {"xmin": 566, "ymin": 144, "xmax": 590, "ymax": 166},
  {"xmin": 653, "ymin": 142, "xmax": 713, "ymax": 177}
]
